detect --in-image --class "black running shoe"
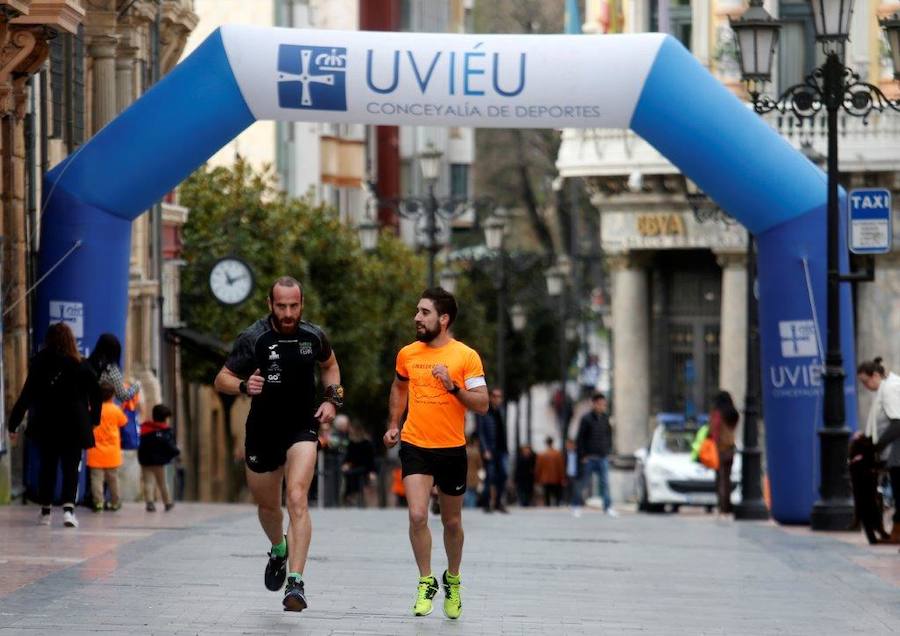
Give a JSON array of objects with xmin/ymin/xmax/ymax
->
[
  {"xmin": 282, "ymin": 576, "xmax": 307, "ymax": 612},
  {"xmin": 264, "ymin": 537, "xmax": 288, "ymax": 591}
]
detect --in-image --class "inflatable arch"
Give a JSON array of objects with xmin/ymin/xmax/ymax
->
[{"xmin": 36, "ymin": 26, "xmax": 857, "ymax": 522}]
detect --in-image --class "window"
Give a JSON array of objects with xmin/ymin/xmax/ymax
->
[
  {"xmin": 650, "ymin": 0, "xmax": 692, "ymax": 50},
  {"xmin": 778, "ymin": 0, "xmax": 823, "ymax": 93},
  {"xmin": 49, "ymin": 24, "xmax": 85, "ymax": 150},
  {"xmin": 450, "ymin": 163, "xmax": 469, "ymax": 199}
]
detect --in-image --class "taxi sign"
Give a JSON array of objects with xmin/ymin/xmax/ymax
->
[{"xmin": 848, "ymin": 188, "xmax": 892, "ymax": 254}]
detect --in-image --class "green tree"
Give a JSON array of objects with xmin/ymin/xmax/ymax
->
[{"xmin": 179, "ymin": 159, "xmax": 425, "ymax": 435}]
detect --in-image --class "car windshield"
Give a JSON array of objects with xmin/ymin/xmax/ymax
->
[{"xmin": 655, "ymin": 428, "xmax": 697, "ymax": 454}]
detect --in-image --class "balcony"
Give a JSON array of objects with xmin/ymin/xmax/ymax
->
[{"xmin": 557, "ymin": 106, "xmax": 900, "ymax": 180}]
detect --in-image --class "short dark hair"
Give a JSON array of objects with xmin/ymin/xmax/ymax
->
[
  {"xmin": 545, "ymin": 435, "xmax": 554, "ymax": 447},
  {"xmin": 421, "ymin": 287, "xmax": 458, "ymax": 326},
  {"xmin": 857, "ymin": 357, "xmax": 886, "ymax": 377},
  {"xmin": 152, "ymin": 404, "xmax": 172, "ymax": 422},
  {"xmin": 722, "ymin": 404, "xmax": 740, "ymax": 427},
  {"xmin": 99, "ymin": 381, "xmax": 116, "ymax": 402},
  {"xmin": 269, "ymin": 276, "xmax": 303, "ymax": 302},
  {"xmin": 592, "ymin": 392, "xmax": 606, "ymax": 402}
]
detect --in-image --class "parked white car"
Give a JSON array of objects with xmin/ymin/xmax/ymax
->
[{"xmin": 634, "ymin": 414, "xmax": 741, "ymax": 513}]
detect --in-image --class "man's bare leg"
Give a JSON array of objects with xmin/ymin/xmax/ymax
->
[
  {"xmin": 404, "ymin": 473, "xmax": 436, "ymax": 576},
  {"xmin": 284, "ymin": 441, "xmax": 317, "ymax": 576},
  {"xmin": 246, "ymin": 465, "xmax": 285, "ymax": 545},
  {"xmin": 438, "ymin": 491, "xmax": 464, "ymax": 575}
]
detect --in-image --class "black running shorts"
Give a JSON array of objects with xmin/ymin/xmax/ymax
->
[
  {"xmin": 245, "ymin": 424, "xmax": 318, "ymax": 474},
  {"xmin": 399, "ymin": 441, "xmax": 467, "ymax": 495}
]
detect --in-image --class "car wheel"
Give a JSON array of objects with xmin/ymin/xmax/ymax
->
[
  {"xmin": 638, "ymin": 476, "xmax": 665, "ymax": 513},
  {"xmin": 705, "ymin": 505, "xmax": 714, "ymax": 514},
  {"xmin": 672, "ymin": 505, "xmax": 681, "ymax": 514}
]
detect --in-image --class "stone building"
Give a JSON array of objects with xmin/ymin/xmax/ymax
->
[
  {"xmin": 0, "ymin": 0, "xmax": 198, "ymax": 503},
  {"xmin": 557, "ymin": 0, "xmax": 900, "ymax": 456}
]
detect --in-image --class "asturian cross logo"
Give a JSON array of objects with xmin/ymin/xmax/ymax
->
[
  {"xmin": 778, "ymin": 320, "xmax": 818, "ymax": 358},
  {"xmin": 277, "ymin": 45, "xmax": 347, "ymax": 111}
]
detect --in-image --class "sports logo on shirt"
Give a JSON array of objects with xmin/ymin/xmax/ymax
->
[{"xmin": 299, "ymin": 341, "xmax": 313, "ymax": 356}]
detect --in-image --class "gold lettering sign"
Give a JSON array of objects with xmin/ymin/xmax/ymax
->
[{"xmin": 636, "ymin": 214, "xmax": 686, "ymax": 237}]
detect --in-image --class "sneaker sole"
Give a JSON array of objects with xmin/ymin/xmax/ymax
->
[
  {"xmin": 413, "ymin": 606, "xmax": 433, "ymax": 617},
  {"xmin": 442, "ymin": 605, "xmax": 461, "ymax": 620},
  {"xmin": 282, "ymin": 596, "xmax": 307, "ymax": 612},
  {"xmin": 64, "ymin": 521, "xmax": 78, "ymax": 528}
]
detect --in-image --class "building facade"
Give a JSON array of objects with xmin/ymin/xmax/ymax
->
[
  {"xmin": 0, "ymin": 0, "xmax": 197, "ymax": 503},
  {"xmin": 557, "ymin": 0, "xmax": 900, "ymax": 455}
]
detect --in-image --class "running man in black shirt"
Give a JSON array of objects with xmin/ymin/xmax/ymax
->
[{"xmin": 214, "ymin": 276, "xmax": 342, "ymax": 612}]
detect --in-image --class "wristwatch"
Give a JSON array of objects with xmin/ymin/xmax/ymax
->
[
  {"xmin": 324, "ymin": 383, "xmax": 345, "ymax": 408},
  {"xmin": 449, "ymin": 383, "xmax": 461, "ymax": 395},
  {"xmin": 239, "ymin": 380, "xmax": 248, "ymax": 395}
]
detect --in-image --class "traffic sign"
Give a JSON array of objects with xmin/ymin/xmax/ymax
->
[{"xmin": 848, "ymin": 188, "xmax": 892, "ymax": 254}]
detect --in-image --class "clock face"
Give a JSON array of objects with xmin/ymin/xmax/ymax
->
[{"xmin": 209, "ymin": 258, "xmax": 254, "ymax": 305}]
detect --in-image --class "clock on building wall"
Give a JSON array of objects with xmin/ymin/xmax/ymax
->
[{"xmin": 209, "ymin": 257, "xmax": 254, "ymax": 306}]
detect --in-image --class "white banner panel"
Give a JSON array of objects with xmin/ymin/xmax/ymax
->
[{"xmin": 220, "ymin": 26, "xmax": 665, "ymax": 129}]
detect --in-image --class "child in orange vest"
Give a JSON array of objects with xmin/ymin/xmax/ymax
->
[{"xmin": 86, "ymin": 382, "xmax": 128, "ymax": 512}]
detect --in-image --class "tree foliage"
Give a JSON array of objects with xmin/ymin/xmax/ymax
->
[{"xmin": 179, "ymin": 159, "xmax": 426, "ymax": 432}]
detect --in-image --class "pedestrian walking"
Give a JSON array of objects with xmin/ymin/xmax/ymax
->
[
  {"xmin": 342, "ymin": 420, "xmax": 376, "ymax": 507},
  {"xmin": 576, "ymin": 392, "xmax": 617, "ymax": 516},
  {"xmin": 214, "ymin": 276, "xmax": 343, "ymax": 612},
  {"xmin": 514, "ymin": 445, "xmax": 536, "ymax": 507},
  {"xmin": 138, "ymin": 404, "xmax": 179, "ymax": 511},
  {"xmin": 88, "ymin": 333, "xmax": 140, "ymax": 402},
  {"xmin": 475, "ymin": 388, "xmax": 509, "ymax": 513},
  {"xmin": 709, "ymin": 390, "xmax": 739, "ymax": 514},
  {"xmin": 535, "ymin": 437, "xmax": 565, "ymax": 506},
  {"xmin": 383, "ymin": 287, "xmax": 488, "ymax": 620},
  {"xmin": 86, "ymin": 382, "xmax": 128, "ymax": 512},
  {"xmin": 464, "ymin": 435, "xmax": 483, "ymax": 509},
  {"xmin": 857, "ymin": 357, "xmax": 900, "ymax": 543},
  {"xmin": 8, "ymin": 323, "xmax": 101, "ymax": 528}
]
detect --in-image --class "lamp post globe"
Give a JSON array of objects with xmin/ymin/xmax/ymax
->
[
  {"xmin": 439, "ymin": 268, "xmax": 460, "ymax": 294},
  {"xmin": 357, "ymin": 217, "xmax": 379, "ymax": 253},
  {"xmin": 809, "ymin": 0, "xmax": 855, "ymax": 43},
  {"xmin": 729, "ymin": 0, "xmax": 781, "ymax": 85}
]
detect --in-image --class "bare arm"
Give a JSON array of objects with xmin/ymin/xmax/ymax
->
[
  {"xmin": 454, "ymin": 385, "xmax": 489, "ymax": 415},
  {"xmin": 214, "ymin": 365, "xmax": 263, "ymax": 396},
  {"xmin": 314, "ymin": 352, "xmax": 341, "ymax": 424},
  {"xmin": 384, "ymin": 377, "xmax": 409, "ymax": 447},
  {"xmin": 318, "ymin": 351, "xmax": 340, "ymax": 387}
]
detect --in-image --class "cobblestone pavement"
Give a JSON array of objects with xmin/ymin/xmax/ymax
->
[{"xmin": 0, "ymin": 503, "xmax": 898, "ymax": 634}]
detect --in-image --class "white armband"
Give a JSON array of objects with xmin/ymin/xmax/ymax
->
[{"xmin": 464, "ymin": 376, "xmax": 487, "ymax": 390}]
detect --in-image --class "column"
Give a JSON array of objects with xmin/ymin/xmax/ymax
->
[
  {"xmin": 855, "ymin": 250, "xmax": 900, "ymax": 425},
  {"xmin": 717, "ymin": 251, "xmax": 747, "ymax": 412},
  {"xmin": 609, "ymin": 252, "xmax": 651, "ymax": 454},
  {"xmin": 88, "ymin": 34, "xmax": 118, "ymax": 134}
]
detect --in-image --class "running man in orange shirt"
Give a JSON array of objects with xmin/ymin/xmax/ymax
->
[{"xmin": 384, "ymin": 287, "xmax": 488, "ymax": 620}]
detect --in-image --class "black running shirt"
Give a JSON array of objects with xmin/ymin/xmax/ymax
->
[{"xmin": 225, "ymin": 317, "xmax": 332, "ymax": 429}]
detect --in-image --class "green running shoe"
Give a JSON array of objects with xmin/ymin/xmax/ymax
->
[
  {"xmin": 412, "ymin": 575, "xmax": 439, "ymax": 616},
  {"xmin": 442, "ymin": 570, "xmax": 462, "ymax": 619}
]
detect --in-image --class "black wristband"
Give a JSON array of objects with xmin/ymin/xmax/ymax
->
[
  {"xmin": 449, "ymin": 383, "xmax": 461, "ymax": 395},
  {"xmin": 239, "ymin": 381, "xmax": 248, "ymax": 395}
]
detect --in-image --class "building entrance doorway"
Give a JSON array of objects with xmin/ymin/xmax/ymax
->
[{"xmin": 650, "ymin": 250, "xmax": 721, "ymax": 416}]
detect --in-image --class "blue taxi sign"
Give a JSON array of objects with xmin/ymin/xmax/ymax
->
[{"xmin": 848, "ymin": 188, "xmax": 892, "ymax": 254}]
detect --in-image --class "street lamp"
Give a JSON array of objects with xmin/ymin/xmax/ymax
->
[
  {"xmin": 356, "ymin": 216, "xmax": 379, "ymax": 253},
  {"xmin": 731, "ymin": 0, "xmax": 900, "ymax": 530},
  {"xmin": 545, "ymin": 260, "xmax": 571, "ymax": 441},
  {"xmin": 510, "ymin": 303, "xmax": 527, "ymax": 332},
  {"xmin": 439, "ymin": 268, "xmax": 459, "ymax": 294}
]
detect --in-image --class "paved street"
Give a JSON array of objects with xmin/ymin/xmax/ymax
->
[{"xmin": 0, "ymin": 503, "xmax": 898, "ymax": 634}]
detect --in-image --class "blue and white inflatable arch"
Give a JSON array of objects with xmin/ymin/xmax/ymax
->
[{"xmin": 37, "ymin": 26, "xmax": 856, "ymax": 523}]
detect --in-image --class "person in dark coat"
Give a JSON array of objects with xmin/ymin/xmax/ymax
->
[
  {"xmin": 138, "ymin": 404, "xmax": 179, "ymax": 512},
  {"xmin": 475, "ymin": 388, "xmax": 509, "ymax": 513},
  {"xmin": 342, "ymin": 419, "xmax": 376, "ymax": 507},
  {"xmin": 576, "ymin": 392, "xmax": 616, "ymax": 515},
  {"xmin": 8, "ymin": 323, "xmax": 101, "ymax": 528},
  {"xmin": 514, "ymin": 445, "xmax": 536, "ymax": 507}
]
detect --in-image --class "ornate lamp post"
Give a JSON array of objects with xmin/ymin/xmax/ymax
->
[
  {"xmin": 731, "ymin": 0, "xmax": 900, "ymax": 529},
  {"xmin": 510, "ymin": 302, "xmax": 530, "ymax": 447},
  {"xmin": 545, "ymin": 261, "xmax": 570, "ymax": 441}
]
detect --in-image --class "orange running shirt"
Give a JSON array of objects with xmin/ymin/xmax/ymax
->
[{"xmin": 396, "ymin": 339, "xmax": 486, "ymax": 449}]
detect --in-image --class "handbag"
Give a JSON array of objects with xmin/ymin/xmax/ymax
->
[{"xmin": 698, "ymin": 437, "xmax": 720, "ymax": 471}]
